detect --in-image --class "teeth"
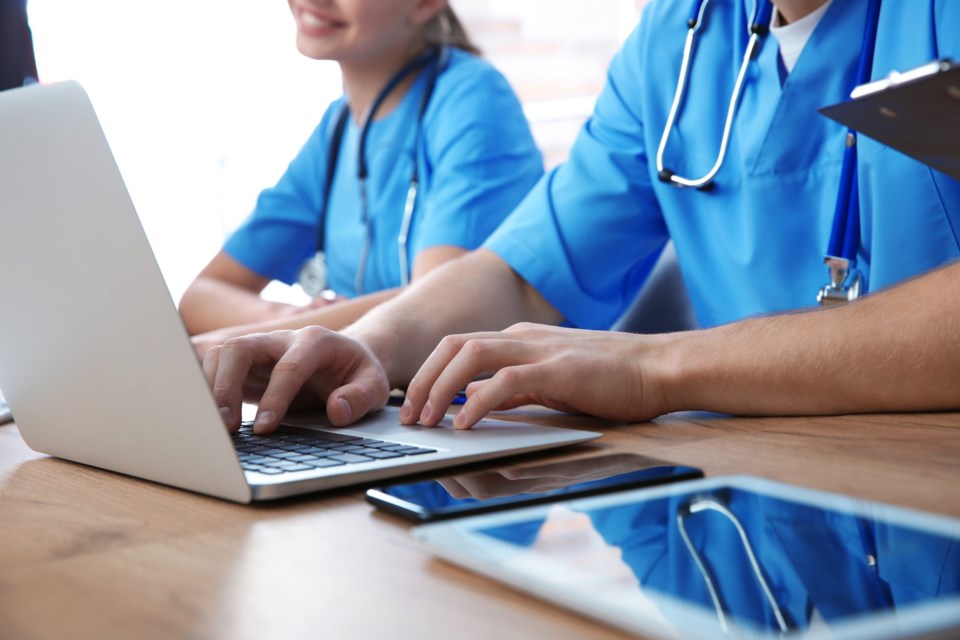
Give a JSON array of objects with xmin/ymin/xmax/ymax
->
[{"xmin": 301, "ymin": 12, "xmax": 336, "ymax": 28}]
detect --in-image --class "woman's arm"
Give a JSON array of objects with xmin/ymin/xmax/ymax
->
[
  {"xmin": 189, "ymin": 246, "xmax": 470, "ymax": 357},
  {"xmin": 178, "ymin": 251, "xmax": 334, "ymax": 335}
]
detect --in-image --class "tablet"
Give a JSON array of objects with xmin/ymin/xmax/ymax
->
[
  {"xmin": 819, "ymin": 59, "xmax": 960, "ymax": 180},
  {"xmin": 413, "ymin": 475, "xmax": 960, "ymax": 639}
]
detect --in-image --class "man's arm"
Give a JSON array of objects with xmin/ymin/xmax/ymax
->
[
  {"xmin": 402, "ymin": 261, "xmax": 960, "ymax": 430},
  {"xmin": 347, "ymin": 249, "xmax": 562, "ymax": 387},
  {"xmin": 660, "ymin": 260, "xmax": 960, "ymax": 416}
]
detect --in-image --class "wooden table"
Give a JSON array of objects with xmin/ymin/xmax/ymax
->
[{"xmin": 2, "ymin": 409, "xmax": 959, "ymax": 639}]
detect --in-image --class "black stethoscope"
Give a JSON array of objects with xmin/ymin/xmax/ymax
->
[
  {"xmin": 298, "ymin": 45, "xmax": 450, "ymax": 297},
  {"xmin": 656, "ymin": 0, "xmax": 882, "ymax": 305}
]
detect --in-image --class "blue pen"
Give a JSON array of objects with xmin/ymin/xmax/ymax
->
[{"xmin": 388, "ymin": 390, "xmax": 467, "ymax": 405}]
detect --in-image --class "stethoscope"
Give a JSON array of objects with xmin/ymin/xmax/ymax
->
[
  {"xmin": 298, "ymin": 45, "xmax": 449, "ymax": 297},
  {"xmin": 655, "ymin": 0, "xmax": 882, "ymax": 305},
  {"xmin": 677, "ymin": 496, "xmax": 791, "ymax": 636}
]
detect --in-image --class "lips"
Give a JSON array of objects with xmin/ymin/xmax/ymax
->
[{"xmin": 296, "ymin": 7, "xmax": 347, "ymax": 35}]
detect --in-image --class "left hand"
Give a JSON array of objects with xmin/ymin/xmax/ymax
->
[{"xmin": 400, "ymin": 323, "xmax": 671, "ymax": 429}]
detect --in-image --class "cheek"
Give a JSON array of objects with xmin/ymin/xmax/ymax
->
[{"xmin": 351, "ymin": 2, "xmax": 414, "ymax": 37}]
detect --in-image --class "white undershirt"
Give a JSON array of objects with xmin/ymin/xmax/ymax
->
[{"xmin": 770, "ymin": 1, "xmax": 833, "ymax": 73}]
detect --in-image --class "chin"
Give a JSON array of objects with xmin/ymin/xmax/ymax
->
[{"xmin": 296, "ymin": 38, "xmax": 339, "ymax": 61}]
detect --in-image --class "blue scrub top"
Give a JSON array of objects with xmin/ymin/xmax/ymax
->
[
  {"xmin": 225, "ymin": 49, "xmax": 543, "ymax": 297},
  {"xmin": 485, "ymin": 0, "xmax": 960, "ymax": 329}
]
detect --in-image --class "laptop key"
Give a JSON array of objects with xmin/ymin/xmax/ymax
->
[
  {"xmin": 394, "ymin": 446, "xmax": 435, "ymax": 455},
  {"xmin": 289, "ymin": 454, "xmax": 321, "ymax": 463},
  {"xmin": 268, "ymin": 451, "xmax": 302, "ymax": 460},
  {"xmin": 306, "ymin": 458, "xmax": 346, "ymax": 468},
  {"xmin": 363, "ymin": 451, "xmax": 404, "ymax": 460},
  {"xmin": 253, "ymin": 467, "xmax": 285, "ymax": 475},
  {"xmin": 328, "ymin": 453, "xmax": 374, "ymax": 464},
  {"xmin": 284, "ymin": 464, "xmax": 315, "ymax": 472}
]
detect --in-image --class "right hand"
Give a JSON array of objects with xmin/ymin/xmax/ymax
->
[{"xmin": 202, "ymin": 326, "xmax": 390, "ymax": 434}]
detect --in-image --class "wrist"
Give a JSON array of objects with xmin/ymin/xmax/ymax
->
[
  {"xmin": 344, "ymin": 321, "xmax": 410, "ymax": 389},
  {"xmin": 646, "ymin": 328, "xmax": 721, "ymax": 415}
]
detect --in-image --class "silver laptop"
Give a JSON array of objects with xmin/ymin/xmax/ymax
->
[{"xmin": 0, "ymin": 81, "xmax": 600, "ymax": 503}]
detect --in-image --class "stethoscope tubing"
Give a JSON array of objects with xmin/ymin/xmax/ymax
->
[
  {"xmin": 677, "ymin": 496, "xmax": 791, "ymax": 635},
  {"xmin": 656, "ymin": 0, "xmax": 774, "ymax": 189},
  {"xmin": 309, "ymin": 46, "xmax": 448, "ymax": 297}
]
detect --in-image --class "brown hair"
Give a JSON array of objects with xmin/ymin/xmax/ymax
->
[{"xmin": 424, "ymin": 5, "xmax": 481, "ymax": 56}]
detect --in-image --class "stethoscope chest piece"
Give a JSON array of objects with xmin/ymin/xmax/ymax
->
[
  {"xmin": 817, "ymin": 256, "xmax": 863, "ymax": 306},
  {"xmin": 298, "ymin": 251, "xmax": 328, "ymax": 297}
]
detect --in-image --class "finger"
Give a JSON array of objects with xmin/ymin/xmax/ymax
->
[
  {"xmin": 202, "ymin": 344, "xmax": 222, "ymax": 388},
  {"xmin": 208, "ymin": 340, "xmax": 254, "ymax": 433},
  {"xmin": 423, "ymin": 337, "xmax": 536, "ymax": 427},
  {"xmin": 401, "ymin": 331, "xmax": 506, "ymax": 425},
  {"xmin": 325, "ymin": 364, "xmax": 390, "ymax": 427},
  {"xmin": 466, "ymin": 379, "xmax": 529, "ymax": 411},
  {"xmin": 253, "ymin": 331, "xmax": 334, "ymax": 433},
  {"xmin": 436, "ymin": 476, "xmax": 471, "ymax": 499},
  {"xmin": 453, "ymin": 363, "xmax": 548, "ymax": 430}
]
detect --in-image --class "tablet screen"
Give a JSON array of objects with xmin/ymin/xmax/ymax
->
[{"xmin": 414, "ymin": 477, "xmax": 960, "ymax": 639}]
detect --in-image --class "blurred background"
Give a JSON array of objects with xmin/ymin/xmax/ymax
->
[{"xmin": 24, "ymin": 0, "xmax": 649, "ymax": 303}]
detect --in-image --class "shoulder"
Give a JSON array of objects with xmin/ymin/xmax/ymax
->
[
  {"xmin": 429, "ymin": 48, "xmax": 518, "ymax": 107},
  {"xmin": 307, "ymin": 96, "xmax": 349, "ymax": 142},
  {"xmin": 423, "ymin": 48, "xmax": 529, "ymax": 136}
]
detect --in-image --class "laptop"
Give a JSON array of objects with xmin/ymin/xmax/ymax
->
[
  {"xmin": 0, "ymin": 81, "xmax": 601, "ymax": 503},
  {"xmin": 819, "ymin": 59, "xmax": 960, "ymax": 180},
  {"xmin": 0, "ymin": 387, "xmax": 11, "ymax": 425}
]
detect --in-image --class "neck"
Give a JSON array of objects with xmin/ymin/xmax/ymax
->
[
  {"xmin": 340, "ymin": 38, "xmax": 429, "ymax": 124},
  {"xmin": 771, "ymin": 0, "xmax": 829, "ymax": 24}
]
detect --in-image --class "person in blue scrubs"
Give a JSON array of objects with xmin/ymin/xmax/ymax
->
[
  {"xmin": 179, "ymin": 0, "xmax": 542, "ymax": 355},
  {"xmin": 201, "ymin": 0, "xmax": 960, "ymax": 436}
]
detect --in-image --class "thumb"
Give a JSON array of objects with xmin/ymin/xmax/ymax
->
[{"xmin": 326, "ymin": 370, "xmax": 390, "ymax": 426}]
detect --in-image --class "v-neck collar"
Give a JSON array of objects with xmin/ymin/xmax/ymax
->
[{"xmin": 738, "ymin": 0, "xmax": 868, "ymax": 176}]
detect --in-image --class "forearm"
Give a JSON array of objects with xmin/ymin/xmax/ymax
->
[
  {"xmin": 346, "ymin": 249, "xmax": 562, "ymax": 388},
  {"xmin": 658, "ymin": 262, "xmax": 960, "ymax": 416},
  {"xmin": 179, "ymin": 277, "xmax": 289, "ymax": 335},
  {"xmin": 197, "ymin": 288, "xmax": 400, "ymax": 342}
]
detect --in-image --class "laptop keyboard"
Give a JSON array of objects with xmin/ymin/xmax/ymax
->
[{"xmin": 232, "ymin": 422, "xmax": 436, "ymax": 475}]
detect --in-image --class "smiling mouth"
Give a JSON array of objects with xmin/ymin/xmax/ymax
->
[{"xmin": 298, "ymin": 10, "xmax": 346, "ymax": 33}]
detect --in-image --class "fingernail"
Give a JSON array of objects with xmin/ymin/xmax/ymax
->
[
  {"xmin": 419, "ymin": 401, "xmax": 432, "ymax": 424},
  {"xmin": 254, "ymin": 410, "xmax": 274, "ymax": 434},
  {"xmin": 399, "ymin": 400, "xmax": 412, "ymax": 422},
  {"xmin": 218, "ymin": 406, "xmax": 232, "ymax": 424},
  {"xmin": 338, "ymin": 397, "xmax": 352, "ymax": 423},
  {"xmin": 454, "ymin": 411, "xmax": 467, "ymax": 429}
]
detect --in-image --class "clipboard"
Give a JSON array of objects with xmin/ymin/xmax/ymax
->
[{"xmin": 819, "ymin": 59, "xmax": 960, "ymax": 180}]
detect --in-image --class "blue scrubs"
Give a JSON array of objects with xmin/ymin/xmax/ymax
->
[
  {"xmin": 225, "ymin": 49, "xmax": 543, "ymax": 297},
  {"xmin": 485, "ymin": 0, "xmax": 960, "ymax": 329}
]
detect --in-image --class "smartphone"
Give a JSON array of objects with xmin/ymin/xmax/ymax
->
[{"xmin": 366, "ymin": 453, "xmax": 703, "ymax": 522}]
